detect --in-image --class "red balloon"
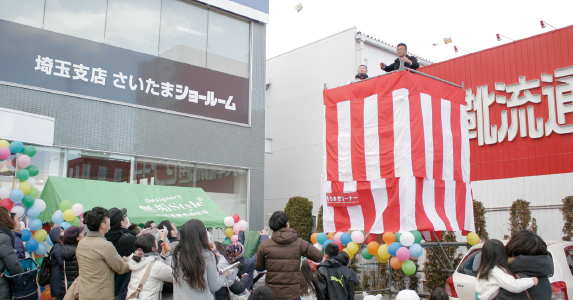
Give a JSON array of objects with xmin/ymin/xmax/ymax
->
[
  {"xmin": 42, "ymin": 223, "xmax": 51, "ymax": 233},
  {"xmin": 0, "ymin": 198, "xmax": 14, "ymax": 211},
  {"xmin": 334, "ymin": 242, "xmax": 344, "ymax": 252},
  {"xmin": 232, "ymin": 214, "xmax": 240, "ymax": 223},
  {"xmin": 365, "ymin": 234, "xmax": 377, "ymax": 244}
]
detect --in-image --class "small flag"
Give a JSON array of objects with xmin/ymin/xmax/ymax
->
[
  {"xmin": 294, "ymin": 3, "xmax": 303, "ymax": 12},
  {"xmin": 443, "ymin": 37, "xmax": 453, "ymax": 44},
  {"xmin": 432, "ymin": 43, "xmax": 438, "ymax": 46}
]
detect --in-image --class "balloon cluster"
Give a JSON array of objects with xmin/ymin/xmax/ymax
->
[
  {"xmin": 310, "ymin": 230, "xmax": 373, "ymax": 259},
  {"xmin": 361, "ymin": 231, "xmax": 423, "ymax": 275},
  {"xmin": 51, "ymin": 200, "xmax": 84, "ymax": 230},
  {"xmin": 223, "ymin": 214, "xmax": 249, "ymax": 245}
]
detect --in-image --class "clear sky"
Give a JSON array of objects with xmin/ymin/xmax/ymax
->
[{"xmin": 266, "ymin": 0, "xmax": 571, "ymax": 63}]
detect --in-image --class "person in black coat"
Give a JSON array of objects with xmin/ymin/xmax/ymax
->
[
  {"xmin": 0, "ymin": 207, "xmax": 24, "ymax": 300},
  {"xmin": 236, "ymin": 230, "xmax": 269, "ymax": 292},
  {"xmin": 380, "ymin": 43, "xmax": 419, "ymax": 71},
  {"xmin": 317, "ymin": 243, "xmax": 359, "ymax": 300},
  {"xmin": 48, "ymin": 227, "xmax": 64, "ymax": 300},
  {"xmin": 494, "ymin": 230, "xmax": 553, "ymax": 300},
  {"xmin": 60, "ymin": 226, "xmax": 83, "ymax": 296},
  {"xmin": 104, "ymin": 208, "xmax": 136, "ymax": 300},
  {"xmin": 10, "ymin": 213, "xmax": 25, "ymax": 260}
]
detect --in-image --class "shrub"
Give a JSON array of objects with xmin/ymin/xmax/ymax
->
[
  {"xmin": 561, "ymin": 196, "xmax": 573, "ymax": 241},
  {"xmin": 423, "ymin": 231, "xmax": 462, "ymax": 292},
  {"xmin": 473, "ymin": 200, "xmax": 489, "ymax": 241},
  {"xmin": 284, "ymin": 196, "xmax": 313, "ymax": 242},
  {"xmin": 317, "ymin": 204, "xmax": 323, "ymax": 233},
  {"xmin": 509, "ymin": 199, "xmax": 531, "ymax": 236}
]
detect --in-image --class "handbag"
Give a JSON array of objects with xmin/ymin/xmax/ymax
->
[
  {"xmin": 37, "ymin": 250, "xmax": 52, "ymax": 286},
  {"xmin": 127, "ymin": 260, "xmax": 155, "ymax": 300}
]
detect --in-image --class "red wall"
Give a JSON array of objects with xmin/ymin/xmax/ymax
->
[{"xmin": 419, "ymin": 25, "xmax": 573, "ymax": 181}]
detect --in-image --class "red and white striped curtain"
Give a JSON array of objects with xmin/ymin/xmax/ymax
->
[{"xmin": 322, "ymin": 71, "xmax": 474, "ymax": 234}]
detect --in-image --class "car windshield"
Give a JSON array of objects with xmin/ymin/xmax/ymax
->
[
  {"xmin": 457, "ymin": 249, "xmax": 482, "ymax": 277},
  {"xmin": 566, "ymin": 247, "xmax": 573, "ymax": 276}
]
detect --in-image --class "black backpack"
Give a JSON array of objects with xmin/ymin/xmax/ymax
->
[{"xmin": 37, "ymin": 250, "xmax": 52, "ymax": 286}]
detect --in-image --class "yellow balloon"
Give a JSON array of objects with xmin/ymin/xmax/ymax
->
[
  {"xmin": 0, "ymin": 140, "xmax": 9, "ymax": 148},
  {"xmin": 33, "ymin": 229, "xmax": 48, "ymax": 242},
  {"xmin": 63, "ymin": 209, "xmax": 75, "ymax": 222},
  {"xmin": 377, "ymin": 243, "xmax": 391, "ymax": 259},
  {"xmin": 375, "ymin": 254, "xmax": 389, "ymax": 263},
  {"xmin": 19, "ymin": 182, "xmax": 32, "ymax": 195},
  {"xmin": 347, "ymin": 242, "xmax": 359, "ymax": 254},
  {"xmin": 225, "ymin": 227, "xmax": 234, "ymax": 238},
  {"xmin": 467, "ymin": 232, "xmax": 480, "ymax": 246}
]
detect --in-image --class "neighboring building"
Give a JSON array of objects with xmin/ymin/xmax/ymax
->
[
  {"xmin": 0, "ymin": 0, "xmax": 268, "ymax": 231},
  {"xmin": 419, "ymin": 25, "xmax": 573, "ymax": 241},
  {"xmin": 264, "ymin": 28, "xmax": 431, "ymax": 222}
]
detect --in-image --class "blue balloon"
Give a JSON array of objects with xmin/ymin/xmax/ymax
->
[
  {"xmin": 9, "ymin": 141, "xmax": 24, "ymax": 154},
  {"xmin": 26, "ymin": 207, "xmax": 41, "ymax": 219},
  {"xmin": 9, "ymin": 189, "xmax": 24, "ymax": 203},
  {"xmin": 316, "ymin": 232, "xmax": 328, "ymax": 245},
  {"xmin": 21, "ymin": 229, "xmax": 32, "ymax": 241},
  {"xmin": 409, "ymin": 243, "xmax": 423, "ymax": 258},
  {"xmin": 28, "ymin": 218, "xmax": 42, "ymax": 231},
  {"xmin": 323, "ymin": 239, "xmax": 334, "ymax": 249},
  {"xmin": 46, "ymin": 236, "xmax": 53, "ymax": 246},
  {"xmin": 25, "ymin": 239, "xmax": 38, "ymax": 252},
  {"xmin": 52, "ymin": 211, "xmax": 64, "ymax": 224},
  {"xmin": 35, "ymin": 243, "xmax": 47, "ymax": 256},
  {"xmin": 388, "ymin": 242, "xmax": 403, "ymax": 256},
  {"xmin": 61, "ymin": 221, "xmax": 71, "ymax": 230},
  {"xmin": 340, "ymin": 233, "xmax": 352, "ymax": 245}
]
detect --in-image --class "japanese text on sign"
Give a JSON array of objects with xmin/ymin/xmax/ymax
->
[{"xmin": 326, "ymin": 192, "xmax": 360, "ymax": 207}]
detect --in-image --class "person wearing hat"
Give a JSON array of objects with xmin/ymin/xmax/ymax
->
[
  {"xmin": 60, "ymin": 226, "xmax": 83, "ymax": 296},
  {"xmin": 235, "ymin": 230, "xmax": 269, "ymax": 293},
  {"xmin": 395, "ymin": 289, "xmax": 420, "ymax": 300},
  {"xmin": 48, "ymin": 226, "xmax": 64, "ymax": 300},
  {"xmin": 105, "ymin": 208, "xmax": 137, "ymax": 300}
]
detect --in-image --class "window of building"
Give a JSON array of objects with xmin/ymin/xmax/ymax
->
[
  {"xmin": 0, "ymin": 0, "xmax": 45, "ymax": 29},
  {"xmin": 206, "ymin": 10, "xmax": 250, "ymax": 78},
  {"xmin": 66, "ymin": 150, "xmax": 132, "ymax": 183},
  {"xmin": 265, "ymin": 138, "xmax": 272, "ymax": 153},
  {"xmin": 0, "ymin": 146, "xmax": 65, "ymax": 192},
  {"xmin": 43, "ymin": 0, "xmax": 106, "ymax": 43}
]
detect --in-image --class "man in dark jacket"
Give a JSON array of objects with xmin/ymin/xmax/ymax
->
[
  {"xmin": 256, "ymin": 211, "xmax": 323, "ymax": 300},
  {"xmin": 493, "ymin": 255, "xmax": 553, "ymax": 299},
  {"xmin": 104, "ymin": 207, "xmax": 136, "ymax": 300},
  {"xmin": 317, "ymin": 243, "xmax": 359, "ymax": 300},
  {"xmin": 48, "ymin": 227, "xmax": 64, "ymax": 300},
  {"xmin": 380, "ymin": 43, "xmax": 419, "ymax": 71}
]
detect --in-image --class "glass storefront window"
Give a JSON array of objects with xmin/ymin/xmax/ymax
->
[
  {"xmin": 0, "ymin": 0, "xmax": 45, "ymax": 29},
  {"xmin": 0, "ymin": 147, "xmax": 65, "ymax": 193},
  {"xmin": 43, "ymin": 0, "xmax": 106, "ymax": 43},
  {"xmin": 66, "ymin": 150, "xmax": 131, "ymax": 183},
  {"xmin": 206, "ymin": 10, "xmax": 250, "ymax": 78}
]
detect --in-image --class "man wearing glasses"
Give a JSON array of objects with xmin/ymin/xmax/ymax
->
[{"xmin": 380, "ymin": 43, "xmax": 419, "ymax": 72}]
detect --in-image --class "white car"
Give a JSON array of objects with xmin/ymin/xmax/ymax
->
[{"xmin": 445, "ymin": 241, "xmax": 573, "ymax": 300}]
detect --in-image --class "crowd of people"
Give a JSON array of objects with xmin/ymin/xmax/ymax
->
[{"xmin": 0, "ymin": 204, "xmax": 554, "ymax": 300}]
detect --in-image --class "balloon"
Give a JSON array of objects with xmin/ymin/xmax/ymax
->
[
  {"xmin": 316, "ymin": 232, "xmax": 327, "ymax": 244},
  {"xmin": 390, "ymin": 256, "xmax": 402, "ymax": 269},
  {"xmin": 25, "ymin": 239, "xmax": 39, "ymax": 252},
  {"xmin": 28, "ymin": 188, "xmax": 39, "ymax": 199},
  {"xmin": 16, "ymin": 155, "xmax": 31, "ymax": 168},
  {"xmin": 313, "ymin": 243, "xmax": 323, "ymax": 251},
  {"xmin": 402, "ymin": 259, "xmax": 416, "ymax": 275},
  {"xmin": 467, "ymin": 232, "xmax": 480, "ymax": 246},
  {"xmin": 367, "ymin": 242, "xmax": 380, "ymax": 256},
  {"xmin": 40, "ymin": 286, "xmax": 53, "ymax": 300},
  {"xmin": 311, "ymin": 233, "xmax": 318, "ymax": 244},
  {"xmin": 409, "ymin": 243, "xmax": 423, "ymax": 258},
  {"xmin": 0, "ymin": 198, "xmax": 14, "ymax": 210},
  {"xmin": 400, "ymin": 232, "xmax": 415, "ymax": 247},
  {"xmin": 323, "ymin": 239, "xmax": 334, "ymax": 249},
  {"xmin": 0, "ymin": 140, "xmax": 9, "ymax": 148},
  {"xmin": 19, "ymin": 182, "xmax": 31, "ymax": 195},
  {"xmin": 231, "ymin": 234, "xmax": 238, "ymax": 243},
  {"xmin": 60, "ymin": 222, "xmax": 71, "ymax": 230},
  {"xmin": 334, "ymin": 232, "xmax": 343, "ymax": 243},
  {"xmin": 22, "ymin": 195, "xmax": 35, "ymax": 208},
  {"xmin": 377, "ymin": 244, "xmax": 391, "ymax": 260},
  {"xmin": 26, "ymin": 177, "xmax": 37, "ymax": 187},
  {"xmin": 340, "ymin": 233, "xmax": 352, "ymax": 245},
  {"xmin": 225, "ymin": 227, "xmax": 234, "ymax": 238},
  {"xmin": 388, "ymin": 242, "xmax": 402, "ymax": 256},
  {"xmin": 396, "ymin": 247, "xmax": 411, "ymax": 261},
  {"xmin": 222, "ymin": 237, "xmax": 231, "ymax": 246},
  {"xmin": 365, "ymin": 234, "xmax": 377, "ymax": 244},
  {"xmin": 34, "ymin": 244, "xmax": 47, "ymax": 257},
  {"xmin": 0, "ymin": 147, "xmax": 10, "ymax": 160},
  {"xmin": 16, "ymin": 169, "xmax": 30, "ymax": 181},
  {"xmin": 9, "ymin": 189, "xmax": 24, "ymax": 203},
  {"xmin": 52, "ymin": 210, "xmax": 64, "ymax": 224},
  {"xmin": 383, "ymin": 232, "xmax": 396, "ymax": 244},
  {"xmin": 27, "ymin": 206, "xmax": 41, "ymax": 219},
  {"xmin": 11, "ymin": 206, "xmax": 25, "ymax": 218},
  {"xmin": 63, "ymin": 209, "xmax": 75, "ymax": 222},
  {"xmin": 46, "ymin": 236, "xmax": 54, "ymax": 246},
  {"xmin": 410, "ymin": 255, "xmax": 418, "ymax": 260},
  {"xmin": 232, "ymin": 223, "xmax": 243, "ymax": 234},
  {"xmin": 334, "ymin": 242, "xmax": 344, "ymax": 252},
  {"xmin": 376, "ymin": 254, "xmax": 389, "ymax": 263},
  {"xmin": 72, "ymin": 203, "xmax": 84, "ymax": 216},
  {"xmin": 412, "ymin": 230, "xmax": 423, "ymax": 244},
  {"xmin": 232, "ymin": 214, "xmax": 240, "ymax": 223},
  {"xmin": 238, "ymin": 220, "xmax": 249, "ymax": 231},
  {"xmin": 22, "ymin": 145, "xmax": 37, "ymax": 157},
  {"xmin": 351, "ymin": 231, "xmax": 364, "ymax": 244},
  {"xmin": 71, "ymin": 217, "xmax": 81, "ymax": 227},
  {"xmin": 42, "ymin": 223, "xmax": 51, "ymax": 232},
  {"xmin": 347, "ymin": 242, "xmax": 359, "ymax": 254},
  {"xmin": 9, "ymin": 141, "xmax": 24, "ymax": 154},
  {"xmin": 32, "ymin": 199, "xmax": 46, "ymax": 212},
  {"xmin": 21, "ymin": 229, "xmax": 32, "ymax": 241},
  {"xmin": 395, "ymin": 232, "xmax": 402, "ymax": 243},
  {"xmin": 224, "ymin": 217, "xmax": 234, "ymax": 227},
  {"xmin": 26, "ymin": 165, "xmax": 39, "ymax": 176},
  {"xmin": 33, "ymin": 229, "xmax": 48, "ymax": 242},
  {"xmin": 29, "ymin": 218, "xmax": 43, "ymax": 231},
  {"xmin": 0, "ymin": 187, "xmax": 10, "ymax": 199},
  {"xmin": 327, "ymin": 232, "xmax": 335, "ymax": 240},
  {"xmin": 362, "ymin": 249, "xmax": 374, "ymax": 259},
  {"xmin": 59, "ymin": 200, "xmax": 73, "ymax": 212}
]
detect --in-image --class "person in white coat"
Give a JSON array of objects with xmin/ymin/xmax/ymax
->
[{"xmin": 127, "ymin": 233, "xmax": 173, "ymax": 300}]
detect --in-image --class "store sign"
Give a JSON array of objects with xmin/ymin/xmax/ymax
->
[
  {"xmin": 0, "ymin": 20, "xmax": 249, "ymax": 125},
  {"xmin": 466, "ymin": 65, "xmax": 573, "ymax": 145}
]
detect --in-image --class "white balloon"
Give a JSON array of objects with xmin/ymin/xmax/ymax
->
[
  {"xmin": 224, "ymin": 217, "xmax": 234, "ymax": 227},
  {"xmin": 238, "ymin": 220, "xmax": 249, "ymax": 231},
  {"xmin": 32, "ymin": 199, "xmax": 46, "ymax": 212},
  {"xmin": 351, "ymin": 230, "xmax": 365, "ymax": 243},
  {"xmin": 0, "ymin": 187, "xmax": 10, "ymax": 199},
  {"xmin": 313, "ymin": 243, "xmax": 323, "ymax": 251},
  {"xmin": 11, "ymin": 206, "xmax": 25, "ymax": 218},
  {"xmin": 26, "ymin": 177, "xmax": 36, "ymax": 188},
  {"xmin": 72, "ymin": 203, "xmax": 84, "ymax": 216},
  {"xmin": 400, "ymin": 232, "xmax": 415, "ymax": 247}
]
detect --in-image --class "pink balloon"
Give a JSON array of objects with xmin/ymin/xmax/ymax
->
[
  {"xmin": 0, "ymin": 198, "xmax": 14, "ymax": 210},
  {"xmin": 0, "ymin": 148, "xmax": 10, "ymax": 160},
  {"xmin": 409, "ymin": 255, "xmax": 418, "ymax": 260},
  {"xmin": 396, "ymin": 247, "xmax": 410, "ymax": 261},
  {"xmin": 232, "ymin": 223, "xmax": 243, "ymax": 234},
  {"xmin": 232, "ymin": 214, "xmax": 240, "ymax": 223},
  {"xmin": 334, "ymin": 232, "xmax": 343, "ymax": 243},
  {"xmin": 16, "ymin": 155, "xmax": 30, "ymax": 168},
  {"xmin": 231, "ymin": 234, "xmax": 238, "ymax": 243},
  {"xmin": 351, "ymin": 231, "xmax": 365, "ymax": 244}
]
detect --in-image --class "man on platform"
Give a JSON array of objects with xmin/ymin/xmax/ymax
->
[{"xmin": 380, "ymin": 43, "xmax": 419, "ymax": 72}]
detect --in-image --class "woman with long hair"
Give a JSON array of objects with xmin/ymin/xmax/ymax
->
[
  {"xmin": 172, "ymin": 219, "xmax": 222, "ymax": 299},
  {"xmin": 0, "ymin": 206, "xmax": 23, "ymax": 299},
  {"xmin": 300, "ymin": 260, "xmax": 319, "ymax": 300}
]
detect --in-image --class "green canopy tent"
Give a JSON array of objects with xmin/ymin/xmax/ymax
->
[{"xmin": 38, "ymin": 176, "xmax": 226, "ymax": 228}]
